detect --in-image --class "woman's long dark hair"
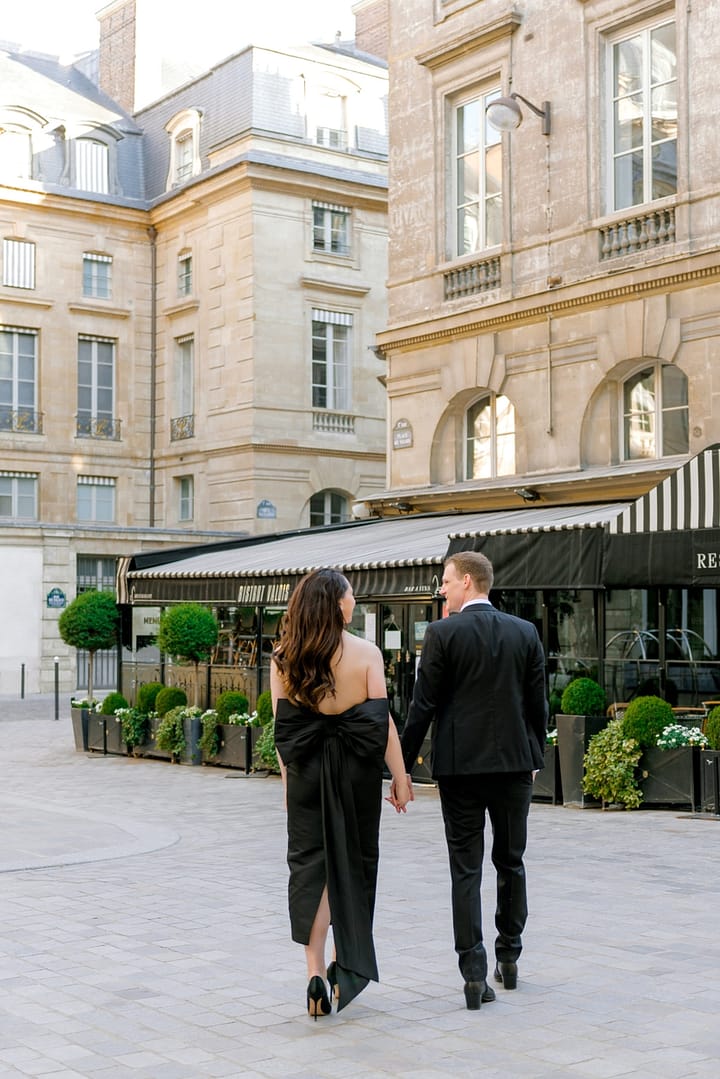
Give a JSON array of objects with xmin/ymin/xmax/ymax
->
[{"xmin": 273, "ymin": 568, "xmax": 349, "ymax": 709}]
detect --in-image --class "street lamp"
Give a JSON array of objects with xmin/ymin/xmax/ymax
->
[{"xmin": 486, "ymin": 93, "xmax": 551, "ymax": 136}]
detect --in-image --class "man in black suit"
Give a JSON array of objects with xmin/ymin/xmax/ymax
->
[{"xmin": 393, "ymin": 551, "xmax": 547, "ymax": 1009}]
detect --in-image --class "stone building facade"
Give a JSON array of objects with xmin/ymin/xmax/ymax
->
[{"xmin": 0, "ymin": 11, "xmax": 388, "ymax": 693}]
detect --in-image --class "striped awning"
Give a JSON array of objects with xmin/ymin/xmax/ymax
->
[{"xmin": 608, "ymin": 444, "xmax": 720, "ymax": 534}]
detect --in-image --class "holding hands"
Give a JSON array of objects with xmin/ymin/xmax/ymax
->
[{"xmin": 386, "ymin": 773, "xmax": 414, "ymax": 813}]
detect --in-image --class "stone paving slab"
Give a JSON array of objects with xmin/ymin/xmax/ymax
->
[{"xmin": 0, "ymin": 695, "xmax": 718, "ymax": 1078}]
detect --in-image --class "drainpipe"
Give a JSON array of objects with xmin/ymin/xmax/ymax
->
[{"xmin": 147, "ymin": 226, "xmax": 157, "ymax": 527}]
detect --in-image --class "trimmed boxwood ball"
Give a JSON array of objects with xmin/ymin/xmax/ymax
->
[
  {"xmin": 137, "ymin": 681, "xmax": 164, "ymax": 714},
  {"xmin": 215, "ymin": 690, "xmax": 250, "ymax": 723},
  {"xmin": 621, "ymin": 695, "xmax": 674, "ymax": 749},
  {"xmin": 255, "ymin": 689, "xmax": 274, "ymax": 727},
  {"xmin": 155, "ymin": 686, "xmax": 188, "ymax": 716},
  {"xmin": 100, "ymin": 691, "xmax": 129, "ymax": 715},
  {"xmin": 560, "ymin": 677, "xmax": 606, "ymax": 717},
  {"xmin": 704, "ymin": 706, "xmax": 720, "ymax": 750}
]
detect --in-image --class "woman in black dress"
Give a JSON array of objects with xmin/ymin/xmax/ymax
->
[{"xmin": 271, "ymin": 568, "xmax": 411, "ymax": 1019}]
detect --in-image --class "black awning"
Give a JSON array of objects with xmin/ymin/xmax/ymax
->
[
  {"xmin": 604, "ymin": 529, "xmax": 720, "ymax": 587},
  {"xmin": 447, "ymin": 526, "xmax": 607, "ymax": 588}
]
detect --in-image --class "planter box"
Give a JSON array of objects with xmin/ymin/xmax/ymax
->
[
  {"xmin": 71, "ymin": 707, "xmax": 90, "ymax": 752},
  {"xmin": 87, "ymin": 715, "xmax": 126, "ymax": 755},
  {"xmin": 210, "ymin": 723, "xmax": 250, "ymax": 771},
  {"xmin": 533, "ymin": 745, "xmax": 562, "ymax": 804},
  {"xmin": 640, "ymin": 746, "xmax": 700, "ymax": 810},
  {"xmin": 699, "ymin": 750, "xmax": 720, "ymax": 814},
  {"xmin": 556, "ymin": 714, "xmax": 608, "ymax": 807},
  {"xmin": 146, "ymin": 714, "xmax": 202, "ymax": 765}
]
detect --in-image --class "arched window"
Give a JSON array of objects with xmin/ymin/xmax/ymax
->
[
  {"xmin": 309, "ymin": 490, "xmax": 348, "ymax": 527},
  {"xmin": 0, "ymin": 126, "xmax": 32, "ymax": 181},
  {"xmin": 465, "ymin": 393, "xmax": 515, "ymax": 478},
  {"xmin": 165, "ymin": 109, "xmax": 202, "ymax": 189},
  {"xmin": 622, "ymin": 363, "xmax": 688, "ymax": 460}
]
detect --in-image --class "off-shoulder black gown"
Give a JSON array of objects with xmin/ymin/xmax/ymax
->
[{"xmin": 274, "ymin": 697, "xmax": 389, "ymax": 1011}]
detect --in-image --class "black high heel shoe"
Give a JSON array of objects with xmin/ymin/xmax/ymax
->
[
  {"xmin": 326, "ymin": 961, "xmax": 339, "ymax": 1004},
  {"xmin": 307, "ymin": 975, "xmax": 331, "ymax": 1020}
]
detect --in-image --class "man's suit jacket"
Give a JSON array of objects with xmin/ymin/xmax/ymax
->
[{"xmin": 401, "ymin": 603, "xmax": 548, "ymax": 777}]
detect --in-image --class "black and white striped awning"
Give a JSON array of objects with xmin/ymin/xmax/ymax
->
[{"xmin": 608, "ymin": 445, "xmax": 720, "ymax": 534}]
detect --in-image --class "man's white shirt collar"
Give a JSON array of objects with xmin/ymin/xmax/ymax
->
[{"xmin": 460, "ymin": 598, "xmax": 492, "ymax": 611}]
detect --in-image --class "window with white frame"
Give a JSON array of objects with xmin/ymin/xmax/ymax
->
[
  {"xmin": 165, "ymin": 110, "xmax": 202, "ymax": 189},
  {"xmin": 178, "ymin": 476, "xmax": 194, "ymax": 522},
  {"xmin": 77, "ymin": 476, "xmax": 115, "ymax": 522},
  {"xmin": 608, "ymin": 19, "xmax": 677, "ymax": 212},
  {"xmin": 0, "ymin": 326, "xmax": 38, "ymax": 433},
  {"xmin": 309, "ymin": 490, "xmax": 348, "ymax": 527},
  {"xmin": 0, "ymin": 126, "xmax": 32, "ymax": 180},
  {"xmin": 77, "ymin": 336, "xmax": 116, "ymax": 439},
  {"xmin": 2, "ymin": 238, "xmax": 35, "ymax": 289},
  {"xmin": 77, "ymin": 554, "xmax": 116, "ymax": 592},
  {"xmin": 0, "ymin": 471, "xmax": 37, "ymax": 519},
  {"xmin": 171, "ymin": 335, "xmax": 194, "ymax": 440},
  {"xmin": 465, "ymin": 393, "xmax": 515, "ymax": 479},
  {"xmin": 312, "ymin": 309, "xmax": 352, "ymax": 411},
  {"xmin": 622, "ymin": 363, "xmax": 687, "ymax": 461},
  {"xmin": 177, "ymin": 251, "xmax": 193, "ymax": 296},
  {"xmin": 310, "ymin": 87, "xmax": 348, "ymax": 149},
  {"xmin": 74, "ymin": 138, "xmax": 110, "ymax": 193},
  {"xmin": 453, "ymin": 90, "xmax": 503, "ymax": 257},
  {"xmin": 82, "ymin": 253, "xmax": 112, "ymax": 299},
  {"xmin": 313, "ymin": 203, "xmax": 351, "ymax": 255}
]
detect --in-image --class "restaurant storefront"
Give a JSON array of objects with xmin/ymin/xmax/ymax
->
[{"xmin": 117, "ymin": 446, "xmax": 720, "ymax": 723}]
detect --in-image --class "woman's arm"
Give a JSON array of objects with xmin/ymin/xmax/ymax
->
[
  {"xmin": 367, "ymin": 648, "xmax": 411, "ymax": 811},
  {"xmin": 269, "ymin": 658, "xmax": 288, "ymax": 793}
]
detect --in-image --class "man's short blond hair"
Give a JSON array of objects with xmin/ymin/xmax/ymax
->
[{"xmin": 446, "ymin": 551, "xmax": 494, "ymax": 593}]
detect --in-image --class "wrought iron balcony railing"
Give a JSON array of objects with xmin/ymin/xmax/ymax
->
[
  {"xmin": 0, "ymin": 408, "xmax": 43, "ymax": 434},
  {"xmin": 75, "ymin": 415, "xmax": 122, "ymax": 440}
]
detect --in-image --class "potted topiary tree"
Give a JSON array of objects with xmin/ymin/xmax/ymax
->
[
  {"xmin": 59, "ymin": 590, "xmax": 120, "ymax": 752},
  {"xmin": 157, "ymin": 604, "xmax": 218, "ymax": 708},
  {"xmin": 556, "ymin": 677, "xmax": 607, "ymax": 807},
  {"xmin": 623, "ymin": 695, "xmax": 701, "ymax": 809}
]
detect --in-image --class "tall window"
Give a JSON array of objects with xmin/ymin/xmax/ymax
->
[
  {"xmin": 310, "ymin": 490, "xmax": 348, "ymax": 526},
  {"xmin": 0, "ymin": 327, "xmax": 38, "ymax": 433},
  {"xmin": 77, "ymin": 336, "xmax": 116, "ymax": 439},
  {"xmin": 623, "ymin": 363, "xmax": 688, "ymax": 460},
  {"xmin": 77, "ymin": 476, "xmax": 115, "ymax": 522},
  {"xmin": 77, "ymin": 555, "xmax": 116, "ymax": 592},
  {"xmin": 171, "ymin": 335, "xmax": 194, "ymax": 440},
  {"xmin": 82, "ymin": 253, "xmax": 112, "ymax": 299},
  {"xmin": 454, "ymin": 90, "xmax": 502, "ymax": 256},
  {"xmin": 177, "ymin": 252, "xmax": 193, "ymax": 296},
  {"xmin": 74, "ymin": 138, "xmax": 109, "ymax": 193},
  {"xmin": 465, "ymin": 393, "xmax": 515, "ymax": 479},
  {"xmin": 609, "ymin": 20, "xmax": 677, "ymax": 211},
  {"xmin": 0, "ymin": 127, "xmax": 32, "ymax": 180},
  {"xmin": 313, "ymin": 203, "xmax": 350, "ymax": 255},
  {"xmin": 0, "ymin": 471, "xmax": 37, "ymax": 519},
  {"xmin": 165, "ymin": 110, "xmax": 202, "ymax": 189},
  {"xmin": 313, "ymin": 92, "xmax": 348, "ymax": 149},
  {"xmin": 178, "ymin": 476, "xmax": 194, "ymax": 521},
  {"xmin": 312, "ymin": 310, "xmax": 352, "ymax": 411},
  {"xmin": 2, "ymin": 239, "xmax": 35, "ymax": 289}
]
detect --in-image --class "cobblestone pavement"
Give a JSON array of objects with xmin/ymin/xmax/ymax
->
[{"xmin": 0, "ymin": 695, "xmax": 718, "ymax": 1078}]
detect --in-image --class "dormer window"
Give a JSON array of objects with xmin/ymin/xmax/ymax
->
[{"xmin": 165, "ymin": 109, "xmax": 202, "ymax": 189}]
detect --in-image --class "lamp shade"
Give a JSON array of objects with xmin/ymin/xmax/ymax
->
[{"xmin": 485, "ymin": 96, "xmax": 523, "ymax": 132}]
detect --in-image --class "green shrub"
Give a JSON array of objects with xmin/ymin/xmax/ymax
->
[
  {"xmin": 255, "ymin": 720, "xmax": 279, "ymax": 772},
  {"xmin": 137, "ymin": 681, "xmax": 164, "ymax": 714},
  {"xmin": 622, "ymin": 695, "xmax": 674, "ymax": 750},
  {"xmin": 560, "ymin": 677, "xmax": 606, "ymax": 717},
  {"xmin": 155, "ymin": 686, "xmax": 187, "ymax": 716},
  {"xmin": 549, "ymin": 690, "xmax": 562, "ymax": 718},
  {"xmin": 582, "ymin": 719, "xmax": 642, "ymax": 809},
  {"xmin": 155, "ymin": 706, "xmax": 188, "ymax": 758},
  {"xmin": 198, "ymin": 710, "xmax": 220, "ymax": 759},
  {"xmin": 255, "ymin": 690, "xmax": 274, "ymax": 727},
  {"xmin": 118, "ymin": 708, "xmax": 149, "ymax": 750},
  {"xmin": 705, "ymin": 706, "xmax": 720, "ymax": 750},
  {"xmin": 100, "ymin": 691, "xmax": 129, "ymax": 715},
  {"xmin": 215, "ymin": 690, "xmax": 249, "ymax": 723}
]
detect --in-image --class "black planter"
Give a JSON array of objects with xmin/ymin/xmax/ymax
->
[
  {"xmin": 640, "ymin": 746, "xmax": 700, "ymax": 810},
  {"xmin": 556, "ymin": 714, "xmax": 608, "ymax": 807},
  {"xmin": 532, "ymin": 745, "xmax": 562, "ymax": 804},
  {"xmin": 71, "ymin": 707, "xmax": 89, "ymax": 752},
  {"xmin": 87, "ymin": 715, "xmax": 126, "ymax": 755},
  {"xmin": 211, "ymin": 723, "xmax": 250, "ymax": 771},
  {"xmin": 699, "ymin": 750, "xmax": 720, "ymax": 814}
]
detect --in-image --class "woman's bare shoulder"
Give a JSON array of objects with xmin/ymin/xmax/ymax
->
[{"xmin": 342, "ymin": 631, "xmax": 381, "ymax": 657}]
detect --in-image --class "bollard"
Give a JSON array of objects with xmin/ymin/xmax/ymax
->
[
  {"xmin": 54, "ymin": 657, "xmax": 59, "ymax": 721},
  {"xmin": 21, "ymin": 663, "xmax": 25, "ymax": 699}
]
